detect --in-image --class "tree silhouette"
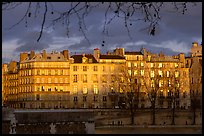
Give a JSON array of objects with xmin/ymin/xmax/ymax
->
[{"xmin": 2, "ymin": 2, "xmax": 196, "ymax": 42}]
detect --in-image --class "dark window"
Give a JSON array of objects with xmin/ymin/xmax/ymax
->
[
  {"xmin": 83, "ymin": 96, "xmax": 87, "ymax": 102},
  {"xmin": 74, "ymin": 96, "xmax": 78, "ymax": 102},
  {"xmin": 47, "ymin": 57, "xmax": 51, "ymax": 59},
  {"xmin": 103, "ymin": 96, "xmax": 107, "ymax": 101}
]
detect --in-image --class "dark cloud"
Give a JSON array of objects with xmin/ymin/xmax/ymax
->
[
  {"xmin": 15, "ymin": 42, "xmax": 49, "ymax": 52},
  {"xmin": 2, "ymin": 2, "xmax": 202, "ymax": 63},
  {"xmin": 14, "ymin": 30, "xmax": 53, "ymax": 52}
]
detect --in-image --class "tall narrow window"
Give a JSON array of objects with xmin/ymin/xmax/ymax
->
[
  {"xmin": 94, "ymin": 85, "xmax": 98, "ymax": 94},
  {"xmin": 166, "ymin": 71, "xmax": 170, "ymax": 77},
  {"xmin": 141, "ymin": 70, "xmax": 144, "ymax": 76},
  {"xmin": 83, "ymin": 66, "xmax": 87, "ymax": 71},
  {"xmin": 175, "ymin": 71, "xmax": 179, "ymax": 78},
  {"xmin": 83, "ymin": 86, "xmax": 88, "ymax": 94},
  {"xmin": 74, "ymin": 85, "xmax": 77, "ymax": 94},
  {"xmin": 83, "ymin": 74, "xmax": 87, "ymax": 83},
  {"xmin": 73, "ymin": 66, "xmax": 77, "ymax": 71},
  {"xmin": 150, "ymin": 70, "xmax": 154, "ymax": 78},
  {"xmin": 73, "ymin": 75, "xmax": 78, "ymax": 83},
  {"xmin": 93, "ymin": 66, "xmax": 98, "ymax": 71}
]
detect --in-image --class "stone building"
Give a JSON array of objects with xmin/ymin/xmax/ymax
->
[
  {"xmin": 3, "ymin": 42, "xmax": 200, "ymax": 109},
  {"xmin": 185, "ymin": 42, "xmax": 202, "ymax": 109}
]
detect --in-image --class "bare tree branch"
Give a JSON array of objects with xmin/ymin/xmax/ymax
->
[{"xmin": 37, "ymin": 2, "xmax": 47, "ymax": 42}]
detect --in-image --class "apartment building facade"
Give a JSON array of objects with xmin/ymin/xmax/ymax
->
[{"xmin": 2, "ymin": 42, "xmax": 201, "ymax": 109}]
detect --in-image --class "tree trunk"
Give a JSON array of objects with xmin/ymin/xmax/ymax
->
[
  {"xmin": 192, "ymin": 99, "xmax": 196, "ymax": 125},
  {"xmin": 171, "ymin": 98, "xmax": 175, "ymax": 125},
  {"xmin": 151, "ymin": 101, "xmax": 156, "ymax": 125},
  {"xmin": 130, "ymin": 103, "xmax": 134, "ymax": 125}
]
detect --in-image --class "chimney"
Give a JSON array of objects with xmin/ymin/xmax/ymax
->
[
  {"xmin": 94, "ymin": 48, "xmax": 100, "ymax": 61},
  {"xmin": 20, "ymin": 52, "xmax": 28, "ymax": 62},
  {"xmin": 9, "ymin": 61, "xmax": 17, "ymax": 72},
  {"xmin": 115, "ymin": 48, "xmax": 125, "ymax": 56},
  {"xmin": 30, "ymin": 50, "xmax": 35, "ymax": 59},
  {"xmin": 42, "ymin": 50, "xmax": 47, "ymax": 59},
  {"xmin": 192, "ymin": 42, "xmax": 198, "ymax": 47},
  {"xmin": 62, "ymin": 50, "xmax": 69, "ymax": 59}
]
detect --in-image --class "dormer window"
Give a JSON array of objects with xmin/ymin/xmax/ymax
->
[
  {"xmin": 82, "ymin": 56, "xmax": 87, "ymax": 63},
  {"xmin": 88, "ymin": 59, "xmax": 92, "ymax": 63}
]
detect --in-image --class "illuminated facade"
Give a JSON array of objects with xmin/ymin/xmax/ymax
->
[{"xmin": 2, "ymin": 42, "xmax": 201, "ymax": 109}]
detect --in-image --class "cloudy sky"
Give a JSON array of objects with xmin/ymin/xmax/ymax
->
[{"xmin": 2, "ymin": 2, "xmax": 202, "ymax": 63}]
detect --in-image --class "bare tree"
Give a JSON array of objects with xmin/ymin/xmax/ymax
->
[
  {"xmin": 143, "ymin": 67, "xmax": 162, "ymax": 125},
  {"xmin": 166, "ymin": 70, "xmax": 180, "ymax": 125},
  {"xmin": 2, "ymin": 2, "xmax": 196, "ymax": 42},
  {"xmin": 113, "ymin": 63, "xmax": 142, "ymax": 125},
  {"xmin": 189, "ymin": 56, "xmax": 202, "ymax": 125}
]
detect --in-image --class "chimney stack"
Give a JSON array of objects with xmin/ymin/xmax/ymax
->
[
  {"xmin": 42, "ymin": 50, "xmax": 47, "ymax": 59},
  {"xmin": 62, "ymin": 50, "xmax": 69, "ymax": 59},
  {"xmin": 30, "ymin": 50, "xmax": 35, "ymax": 59},
  {"xmin": 9, "ymin": 61, "xmax": 17, "ymax": 72},
  {"xmin": 20, "ymin": 52, "xmax": 28, "ymax": 62},
  {"xmin": 94, "ymin": 48, "xmax": 100, "ymax": 61}
]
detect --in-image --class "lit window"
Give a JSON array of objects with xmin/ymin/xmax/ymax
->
[
  {"xmin": 83, "ymin": 86, "xmax": 88, "ymax": 94},
  {"xmin": 94, "ymin": 85, "xmax": 98, "ymax": 94},
  {"xmin": 151, "ymin": 80, "xmax": 154, "ymax": 87},
  {"xmin": 127, "ymin": 62, "xmax": 131, "ymax": 67},
  {"xmin": 120, "ymin": 77, "xmax": 124, "ymax": 83},
  {"xmin": 74, "ymin": 85, "xmax": 77, "ymax": 94},
  {"xmin": 134, "ymin": 70, "xmax": 137, "ymax": 75},
  {"xmin": 150, "ymin": 63, "xmax": 154, "ymax": 68},
  {"xmin": 158, "ymin": 70, "xmax": 163, "ymax": 77},
  {"xmin": 134, "ymin": 63, "xmax": 137, "ymax": 67},
  {"xmin": 83, "ymin": 74, "xmax": 87, "ymax": 83},
  {"xmin": 159, "ymin": 63, "xmax": 162, "ymax": 68},
  {"xmin": 119, "ymin": 87, "xmax": 123, "ymax": 93},
  {"xmin": 141, "ymin": 70, "xmax": 144, "ymax": 76},
  {"xmin": 159, "ymin": 80, "xmax": 163, "ymax": 87},
  {"xmin": 175, "ymin": 71, "xmax": 179, "ymax": 78},
  {"xmin": 150, "ymin": 71, "xmax": 154, "ymax": 78},
  {"xmin": 141, "ymin": 62, "xmax": 144, "ymax": 67},
  {"xmin": 128, "ymin": 70, "xmax": 132, "ymax": 76},
  {"xmin": 166, "ymin": 71, "xmax": 170, "ymax": 77},
  {"xmin": 175, "ymin": 63, "xmax": 178, "ymax": 68}
]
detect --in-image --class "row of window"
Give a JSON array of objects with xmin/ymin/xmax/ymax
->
[
  {"xmin": 127, "ymin": 62, "xmax": 179, "ymax": 68},
  {"xmin": 20, "ymin": 62, "xmax": 69, "ymax": 69},
  {"xmin": 19, "ymin": 69, "xmax": 69, "ymax": 76}
]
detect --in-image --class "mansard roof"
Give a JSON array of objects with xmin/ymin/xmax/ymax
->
[
  {"xmin": 99, "ymin": 55, "xmax": 125, "ymax": 59},
  {"xmin": 70, "ymin": 54, "xmax": 98, "ymax": 63},
  {"xmin": 125, "ymin": 51, "xmax": 143, "ymax": 55}
]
